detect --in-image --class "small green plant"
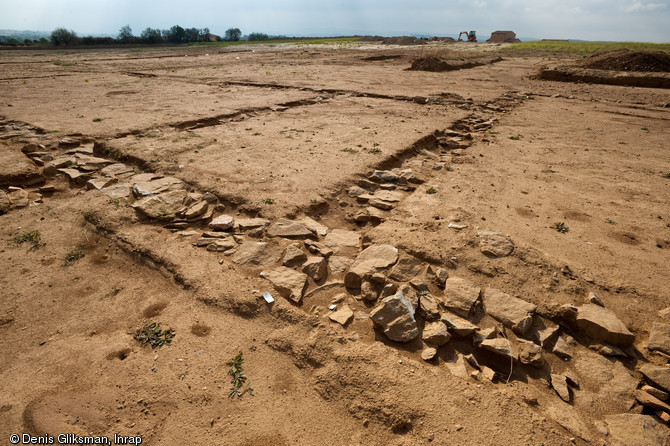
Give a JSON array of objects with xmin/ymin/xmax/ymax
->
[
  {"xmin": 641, "ymin": 127, "xmax": 649, "ymax": 131},
  {"xmin": 662, "ymin": 173, "xmax": 670, "ymax": 179},
  {"xmin": 134, "ymin": 322, "xmax": 175, "ymax": 349},
  {"xmin": 177, "ymin": 371, "xmax": 188, "ymax": 380},
  {"xmin": 64, "ymin": 248, "xmax": 85, "ymax": 263},
  {"xmin": 82, "ymin": 210, "xmax": 97, "ymax": 219},
  {"xmin": 263, "ymin": 198, "xmax": 275, "ymax": 205},
  {"xmin": 426, "ymin": 186, "xmax": 437, "ymax": 194},
  {"xmin": 92, "ymin": 117, "xmax": 103, "ymax": 122},
  {"xmin": 156, "ymin": 206, "xmax": 171, "ymax": 218},
  {"xmin": 445, "ymin": 166, "xmax": 454, "ymax": 172},
  {"xmin": 53, "ymin": 60, "xmax": 77, "ymax": 66},
  {"xmin": 108, "ymin": 198, "xmax": 121, "ymax": 206},
  {"xmin": 11, "ymin": 230, "xmax": 45, "ymax": 251},
  {"xmin": 341, "ymin": 147, "xmax": 358, "ymax": 154},
  {"xmin": 509, "ymin": 134, "xmax": 522, "ymax": 140},
  {"xmin": 488, "ymin": 130, "xmax": 499, "ymax": 135},
  {"xmin": 605, "ymin": 218, "xmax": 616, "ymax": 225},
  {"xmin": 553, "ymin": 222, "xmax": 569, "ymax": 233},
  {"xmin": 310, "ymin": 198, "xmax": 319, "ymax": 205},
  {"xmin": 227, "ymin": 352, "xmax": 254, "ymax": 398},
  {"xmin": 368, "ymin": 147, "xmax": 381, "ymax": 154}
]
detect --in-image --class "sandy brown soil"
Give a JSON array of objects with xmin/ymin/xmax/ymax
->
[{"xmin": 1, "ymin": 42, "xmax": 669, "ymax": 445}]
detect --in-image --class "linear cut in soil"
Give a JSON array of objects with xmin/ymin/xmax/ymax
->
[{"xmin": 536, "ymin": 65, "xmax": 670, "ymax": 89}]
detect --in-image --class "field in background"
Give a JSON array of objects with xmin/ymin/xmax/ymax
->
[{"xmin": 503, "ymin": 40, "xmax": 670, "ymax": 56}]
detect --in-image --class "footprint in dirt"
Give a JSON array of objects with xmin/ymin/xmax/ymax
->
[
  {"xmin": 142, "ymin": 302, "xmax": 167, "ymax": 318},
  {"xmin": 190, "ymin": 323, "xmax": 211, "ymax": 337}
]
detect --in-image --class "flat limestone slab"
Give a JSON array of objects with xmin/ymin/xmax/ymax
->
[
  {"xmin": 443, "ymin": 277, "xmax": 480, "ymax": 317},
  {"xmin": 482, "ymin": 288, "xmax": 536, "ymax": 335},
  {"xmin": 648, "ymin": 322, "xmax": 670, "ymax": 356},
  {"xmin": 575, "ymin": 303, "xmax": 634, "ymax": 347}
]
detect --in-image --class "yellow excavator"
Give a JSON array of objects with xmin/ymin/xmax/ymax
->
[{"xmin": 458, "ymin": 31, "xmax": 477, "ymax": 42}]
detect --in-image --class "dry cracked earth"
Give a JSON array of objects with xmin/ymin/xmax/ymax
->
[{"xmin": 1, "ymin": 42, "xmax": 670, "ymax": 445}]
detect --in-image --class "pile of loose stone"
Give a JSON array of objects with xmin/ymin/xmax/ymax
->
[
  {"xmin": 343, "ymin": 126, "xmax": 476, "ymax": 226},
  {"xmin": 182, "ymin": 208, "xmax": 670, "ymax": 433},
  {"xmin": 6, "ymin": 127, "xmax": 669, "ymax": 437}
]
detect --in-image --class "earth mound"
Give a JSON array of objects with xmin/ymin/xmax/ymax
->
[
  {"xmin": 581, "ymin": 49, "xmax": 670, "ymax": 72},
  {"xmin": 408, "ymin": 56, "xmax": 502, "ymax": 72}
]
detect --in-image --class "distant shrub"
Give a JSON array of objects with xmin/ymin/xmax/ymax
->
[
  {"xmin": 117, "ymin": 25, "xmax": 134, "ymax": 43},
  {"xmin": 225, "ymin": 28, "xmax": 242, "ymax": 41},
  {"xmin": 248, "ymin": 32, "xmax": 269, "ymax": 41},
  {"xmin": 50, "ymin": 27, "xmax": 79, "ymax": 46},
  {"xmin": 140, "ymin": 28, "xmax": 163, "ymax": 44}
]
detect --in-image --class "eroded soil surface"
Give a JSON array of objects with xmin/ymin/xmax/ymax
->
[{"xmin": 1, "ymin": 42, "xmax": 670, "ymax": 445}]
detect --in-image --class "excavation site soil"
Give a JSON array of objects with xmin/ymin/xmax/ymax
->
[{"xmin": 1, "ymin": 42, "xmax": 670, "ymax": 445}]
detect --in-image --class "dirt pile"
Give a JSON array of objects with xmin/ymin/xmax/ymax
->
[
  {"xmin": 581, "ymin": 49, "xmax": 670, "ymax": 72},
  {"xmin": 408, "ymin": 56, "xmax": 503, "ymax": 72}
]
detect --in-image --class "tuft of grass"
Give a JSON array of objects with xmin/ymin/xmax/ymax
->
[
  {"xmin": 133, "ymin": 322, "xmax": 175, "ymax": 349},
  {"xmin": 509, "ymin": 134, "xmax": 522, "ymax": 140},
  {"xmin": 553, "ymin": 222, "xmax": 569, "ymax": 233},
  {"xmin": 426, "ymin": 186, "xmax": 437, "ymax": 194},
  {"xmin": 177, "ymin": 371, "xmax": 188, "ymax": 380},
  {"xmin": 263, "ymin": 198, "xmax": 275, "ymax": 205},
  {"xmin": 368, "ymin": 147, "xmax": 381, "ymax": 154},
  {"xmin": 92, "ymin": 117, "xmax": 104, "ymax": 122},
  {"xmin": 11, "ymin": 230, "xmax": 45, "ymax": 251},
  {"xmin": 82, "ymin": 210, "xmax": 97, "ymax": 219},
  {"xmin": 64, "ymin": 248, "xmax": 85, "ymax": 264},
  {"xmin": 341, "ymin": 147, "xmax": 358, "ymax": 154},
  {"xmin": 227, "ymin": 352, "xmax": 254, "ymax": 398},
  {"xmin": 100, "ymin": 287, "xmax": 122, "ymax": 299}
]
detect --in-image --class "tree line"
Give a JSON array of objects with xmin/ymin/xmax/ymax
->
[{"xmin": 44, "ymin": 25, "xmax": 269, "ymax": 46}]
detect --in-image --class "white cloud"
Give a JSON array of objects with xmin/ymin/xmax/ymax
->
[{"xmin": 625, "ymin": 1, "xmax": 666, "ymax": 12}]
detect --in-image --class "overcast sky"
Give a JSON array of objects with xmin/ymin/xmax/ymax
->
[{"xmin": 1, "ymin": 0, "xmax": 669, "ymax": 42}]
